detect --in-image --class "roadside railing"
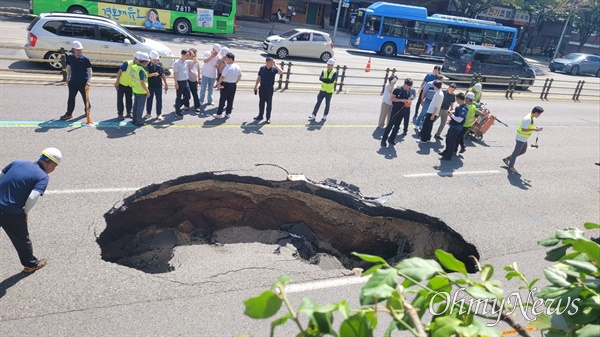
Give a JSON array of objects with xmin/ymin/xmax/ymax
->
[{"xmin": 0, "ymin": 44, "xmax": 598, "ymax": 102}]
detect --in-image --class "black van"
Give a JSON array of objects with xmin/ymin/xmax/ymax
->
[{"xmin": 442, "ymin": 44, "xmax": 536, "ymax": 89}]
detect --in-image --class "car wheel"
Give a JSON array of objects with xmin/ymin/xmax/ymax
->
[
  {"xmin": 44, "ymin": 51, "xmax": 62, "ymax": 70},
  {"xmin": 570, "ymin": 65, "xmax": 579, "ymax": 75},
  {"xmin": 174, "ymin": 18, "xmax": 191, "ymax": 35},
  {"xmin": 320, "ymin": 52, "xmax": 332, "ymax": 62},
  {"xmin": 276, "ymin": 48, "xmax": 289, "ymax": 59},
  {"xmin": 67, "ymin": 5, "xmax": 88, "ymax": 14},
  {"xmin": 381, "ymin": 42, "xmax": 396, "ymax": 57},
  {"xmin": 519, "ymin": 80, "xmax": 533, "ymax": 91},
  {"xmin": 284, "ymin": 18, "xmax": 291, "ymax": 24},
  {"xmin": 549, "ymin": 68, "xmax": 556, "ymax": 72},
  {"xmin": 596, "ymin": 69, "xmax": 600, "ymax": 77}
]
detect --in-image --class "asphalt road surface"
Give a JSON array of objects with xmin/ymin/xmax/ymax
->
[{"xmin": 1, "ymin": 10, "xmax": 599, "ymax": 337}]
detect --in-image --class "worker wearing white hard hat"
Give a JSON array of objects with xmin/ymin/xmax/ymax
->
[
  {"xmin": 200, "ymin": 44, "xmax": 222, "ymax": 105},
  {"xmin": 468, "ymin": 82, "xmax": 483, "ymax": 103},
  {"xmin": 146, "ymin": 50, "xmax": 168, "ymax": 120},
  {"xmin": 131, "ymin": 52, "xmax": 151, "ymax": 126},
  {"xmin": 0, "ymin": 148, "xmax": 63, "ymax": 273},
  {"xmin": 454, "ymin": 92, "xmax": 478, "ymax": 154},
  {"xmin": 60, "ymin": 40, "xmax": 92, "ymax": 121},
  {"xmin": 309, "ymin": 58, "xmax": 338, "ymax": 122}
]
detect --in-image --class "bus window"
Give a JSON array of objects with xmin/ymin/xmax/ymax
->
[
  {"xmin": 382, "ymin": 17, "xmax": 404, "ymax": 38},
  {"xmin": 464, "ymin": 27, "xmax": 483, "ymax": 44},
  {"xmin": 422, "ymin": 24, "xmax": 443, "ymax": 42},
  {"xmin": 350, "ymin": 10, "xmax": 365, "ymax": 36},
  {"xmin": 405, "ymin": 21, "xmax": 422, "ymax": 39},
  {"xmin": 364, "ymin": 15, "xmax": 381, "ymax": 35},
  {"xmin": 501, "ymin": 31, "xmax": 514, "ymax": 48},
  {"xmin": 483, "ymin": 30, "xmax": 500, "ymax": 46}
]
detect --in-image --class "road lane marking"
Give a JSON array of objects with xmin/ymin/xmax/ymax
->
[
  {"xmin": 46, "ymin": 188, "xmax": 139, "ymax": 195},
  {"xmin": 404, "ymin": 170, "xmax": 501, "ymax": 178},
  {"xmin": 285, "ymin": 275, "xmax": 368, "ymax": 294}
]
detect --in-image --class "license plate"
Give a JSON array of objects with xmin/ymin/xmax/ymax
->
[{"xmin": 448, "ymin": 66, "xmax": 457, "ymax": 71}]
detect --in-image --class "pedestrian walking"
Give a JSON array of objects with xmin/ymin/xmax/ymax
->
[
  {"xmin": 253, "ymin": 56, "xmax": 283, "ymax": 124},
  {"xmin": 309, "ymin": 58, "xmax": 337, "ymax": 122},
  {"xmin": 439, "ymin": 93, "xmax": 467, "ymax": 161},
  {"xmin": 414, "ymin": 65, "xmax": 441, "ymax": 121},
  {"xmin": 200, "ymin": 44, "xmax": 221, "ymax": 106},
  {"xmin": 381, "ymin": 78, "xmax": 413, "ymax": 147},
  {"xmin": 131, "ymin": 52, "xmax": 150, "ymax": 126},
  {"xmin": 173, "ymin": 49, "xmax": 190, "ymax": 118},
  {"xmin": 418, "ymin": 80, "xmax": 444, "ymax": 143},
  {"xmin": 378, "ymin": 75, "xmax": 397, "ymax": 129},
  {"xmin": 114, "ymin": 53, "xmax": 137, "ymax": 121},
  {"xmin": 214, "ymin": 52, "xmax": 242, "ymax": 119},
  {"xmin": 0, "ymin": 147, "xmax": 62, "ymax": 273},
  {"xmin": 502, "ymin": 106, "xmax": 544, "ymax": 174},
  {"xmin": 434, "ymin": 83, "xmax": 457, "ymax": 141},
  {"xmin": 145, "ymin": 50, "xmax": 168, "ymax": 121},
  {"xmin": 415, "ymin": 74, "xmax": 445, "ymax": 130},
  {"xmin": 187, "ymin": 48, "xmax": 202, "ymax": 112},
  {"xmin": 60, "ymin": 41, "xmax": 92, "ymax": 120},
  {"xmin": 455, "ymin": 92, "xmax": 478, "ymax": 154}
]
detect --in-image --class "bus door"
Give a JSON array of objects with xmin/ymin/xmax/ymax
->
[{"xmin": 361, "ymin": 14, "xmax": 382, "ymax": 51}]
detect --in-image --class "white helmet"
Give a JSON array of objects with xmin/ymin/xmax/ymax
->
[
  {"xmin": 473, "ymin": 83, "xmax": 482, "ymax": 92},
  {"xmin": 72, "ymin": 41, "xmax": 83, "ymax": 50},
  {"xmin": 41, "ymin": 147, "xmax": 62, "ymax": 164},
  {"xmin": 465, "ymin": 92, "xmax": 476, "ymax": 100},
  {"xmin": 149, "ymin": 50, "xmax": 160, "ymax": 60}
]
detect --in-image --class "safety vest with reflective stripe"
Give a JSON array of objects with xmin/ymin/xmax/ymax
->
[
  {"xmin": 463, "ymin": 103, "xmax": 477, "ymax": 127},
  {"xmin": 119, "ymin": 60, "xmax": 133, "ymax": 87},
  {"xmin": 130, "ymin": 64, "xmax": 147, "ymax": 95},
  {"xmin": 320, "ymin": 69, "xmax": 336, "ymax": 93},
  {"xmin": 469, "ymin": 86, "xmax": 482, "ymax": 102},
  {"xmin": 516, "ymin": 113, "xmax": 535, "ymax": 138}
]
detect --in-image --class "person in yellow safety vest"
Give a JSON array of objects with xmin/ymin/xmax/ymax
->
[
  {"xmin": 114, "ymin": 52, "xmax": 138, "ymax": 121},
  {"xmin": 308, "ymin": 58, "xmax": 338, "ymax": 122},
  {"xmin": 130, "ymin": 52, "xmax": 150, "ymax": 127},
  {"xmin": 467, "ymin": 82, "xmax": 483, "ymax": 104},
  {"xmin": 502, "ymin": 106, "xmax": 544, "ymax": 174},
  {"xmin": 454, "ymin": 92, "xmax": 478, "ymax": 154}
]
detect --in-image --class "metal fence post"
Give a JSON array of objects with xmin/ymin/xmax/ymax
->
[
  {"xmin": 572, "ymin": 80, "xmax": 581, "ymax": 101},
  {"xmin": 540, "ymin": 78, "xmax": 549, "ymax": 100},
  {"xmin": 277, "ymin": 61, "xmax": 285, "ymax": 90},
  {"xmin": 283, "ymin": 61, "xmax": 292, "ymax": 90},
  {"xmin": 505, "ymin": 75, "xmax": 515, "ymax": 99},
  {"xmin": 510, "ymin": 76, "xmax": 518, "ymax": 99},
  {"xmin": 337, "ymin": 65, "xmax": 347, "ymax": 93},
  {"xmin": 382, "ymin": 68, "xmax": 391, "ymax": 94},
  {"xmin": 60, "ymin": 47, "xmax": 67, "ymax": 82},
  {"xmin": 544, "ymin": 78, "xmax": 553, "ymax": 100},
  {"xmin": 575, "ymin": 80, "xmax": 584, "ymax": 101}
]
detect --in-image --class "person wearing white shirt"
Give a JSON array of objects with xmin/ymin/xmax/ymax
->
[
  {"xmin": 378, "ymin": 75, "xmax": 396, "ymax": 129},
  {"xmin": 418, "ymin": 80, "xmax": 443, "ymax": 143},
  {"xmin": 200, "ymin": 44, "xmax": 220, "ymax": 106},
  {"xmin": 173, "ymin": 49, "xmax": 190, "ymax": 118},
  {"xmin": 214, "ymin": 52, "xmax": 242, "ymax": 119}
]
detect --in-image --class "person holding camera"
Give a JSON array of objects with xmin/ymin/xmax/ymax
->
[
  {"xmin": 378, "ymin": 75, "xmax": 397, "ymax": 129},
  {"xmin": 381, "ymin": 78, "xmax": 413, "ymax": 147}
]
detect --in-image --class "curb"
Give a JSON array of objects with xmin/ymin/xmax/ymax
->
[{"xmin": 0, "ymin": 6, "xmax": 29, "ymax": 15}]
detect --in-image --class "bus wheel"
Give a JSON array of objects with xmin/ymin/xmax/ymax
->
[
  {"xmin": 320, "ymin": 52, "xmax": 332, "ymax": 62},
  {"xmin": 44, "ymin": 51, "xmax": 62, "ymax": 70},
  {"xmin": 174, "ymin": 18, "xmax": 191, "ymax": 35},
  {"xmin": 276, "ymin": 48, "xmax": 289, "ymax": 59},
  {"xmin": 68, "ymin": 5, "xmax": 88, "ymax": 14},
  {"xmin": 381, "ymin": 42, "xmax": 396, "ymax": 57}
]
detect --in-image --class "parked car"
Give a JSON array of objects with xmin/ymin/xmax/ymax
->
[
  {"xmin": 25, "ymin": 13, "xmax": 173, "ymax": 69},
  {"xmin": 442, "ymin": 44, "xmax": 536, "ymax": 89},
  {"xmin": 263, "ymin": 28, "xmax": 334, "ymax": 62},
  {"xmin": 549, "ymin": 53, "xmax": 600, "ymax": 77}
]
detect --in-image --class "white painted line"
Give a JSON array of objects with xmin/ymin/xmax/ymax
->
[
  {"xmin": 403, "ymin": 170, "xmax": 501, "ymax": 178},
  {"xmin": 285, "ymin": 275, "xmax": 369, "ymax": 294},
  {"xmin": 46, "ymin": 187, "xmax": 139, "ymax": 195}
]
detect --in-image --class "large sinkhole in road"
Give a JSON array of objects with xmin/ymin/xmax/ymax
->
[{"xmin": 97, "ymin": 172, "xmax": 479, "ymax": 274}]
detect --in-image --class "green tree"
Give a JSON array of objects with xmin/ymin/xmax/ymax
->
[
  {"xmin": 448, "ymin": 0, "xmax": 514, "ymax": 18},
  {"xmin": 572, "ymin": 0, "xmax": 600, "ymax": 52},
  {"xmin": 511, "ymin": 0, "xmax": 572, "ymax": 53}
]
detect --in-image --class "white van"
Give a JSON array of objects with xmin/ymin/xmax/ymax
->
[{"xmin": 25, "ymin": 13, "xmax": 173, "ymax": 69}]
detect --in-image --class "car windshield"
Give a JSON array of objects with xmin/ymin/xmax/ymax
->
[
  {"xmin": 279, "ymin": 29, "xmax": 300, "ymax": 38},
  {"xmin": 117, "ymin": 23, "xmax": 144, "ymax": 42},
  {"xmin": 564, "ymin": 53, "xmax": 584, "ymax": 60}
]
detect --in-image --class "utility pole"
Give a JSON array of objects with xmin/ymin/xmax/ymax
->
[{"xmin": 553, "ymin": 13, "xmax": 572, "ymax": 59}]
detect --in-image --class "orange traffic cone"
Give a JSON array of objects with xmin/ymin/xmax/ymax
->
[{"xmin": 365, "ymin": 57, "xmax": 371, "ymax": 72}]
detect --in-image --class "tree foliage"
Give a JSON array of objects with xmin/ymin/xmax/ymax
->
[
  {"xmin": 572, "ymin": 0, "xmax": 600, "ymax": 51},
  {"xmin": 241, "ymin": 223, "xmax": 600, "ymax": 337}
]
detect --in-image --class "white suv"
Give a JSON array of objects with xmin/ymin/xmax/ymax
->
[{"xmin": 25, "ymin": 13, "xmax": 173, "ymax": 69}]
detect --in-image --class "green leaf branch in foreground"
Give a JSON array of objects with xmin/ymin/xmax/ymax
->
[{"xmin": 241, "ymin": 223, "xmax": 599, "ymax": 337}]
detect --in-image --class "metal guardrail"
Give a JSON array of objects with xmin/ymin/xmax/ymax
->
[{"xmin": 0, "ymin": 44, "xmax": 598, "ymax": 101}]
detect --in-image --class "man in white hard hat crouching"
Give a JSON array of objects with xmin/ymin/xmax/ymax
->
[{"xmin": 0, "ymin": 148, "xmax": 62, "ymax": 273}]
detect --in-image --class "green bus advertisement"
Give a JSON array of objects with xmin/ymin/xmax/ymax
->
[{"xmin": 30, "ymin": 0, "xmax": 236, "ymax": 35}]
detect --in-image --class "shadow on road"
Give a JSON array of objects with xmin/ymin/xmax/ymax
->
[
  {"xmin": 240, "ymin": 120, "xmax": 265, "ymax": 135},
  {"xmin": 0, "ymin": 272, "xmax": 31, "ymax": 299},
  {"xmin": 503, "ymin": 167, "xmax": 532, "ymax": 190}
]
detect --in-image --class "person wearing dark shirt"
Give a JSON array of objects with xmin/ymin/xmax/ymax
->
[
  {"xmin": 309, "ymin": 58, "xmax": 338, "ymax": 122},
  {"xmin": 414, "ymin": 65, "xmax": 440, "ymax": 121},
  {"xmin": 434, "ymin": 83, "xmax": 457, "ymax": 140},
  {"xmin": 439, "ymin": 93, "xmax": 467, "ymax": 161},
  {"xmin": 381, "ymin": 78, "xmax": 413, "ymax": 147},
  {"xmin": 253, "ymin": 57, "xmax": 283, "ymax": 124},
  {"xmin": 146, "ymin": 50, "xmax": 168, "ymax": 121},
  {"xmin": 60, "ymin": 41, "xmax": 92, "ymax": 120},
  {"xmin": 0, "ymin": 148, "xmax": 62, "ymax": 273}
]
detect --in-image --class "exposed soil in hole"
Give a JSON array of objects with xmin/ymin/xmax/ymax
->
[{"xmin": 97, "ymin": 172, "xmax": 479, "ymax": 273}]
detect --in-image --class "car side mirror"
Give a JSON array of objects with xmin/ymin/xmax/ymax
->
[{"xmin": 123, "ymin": 38, "xmax": 131, "ymax": 46}]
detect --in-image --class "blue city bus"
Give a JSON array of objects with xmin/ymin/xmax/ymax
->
[{"xmin": 349, "ymin": 2, "xmax": 518, "ymax": 59}]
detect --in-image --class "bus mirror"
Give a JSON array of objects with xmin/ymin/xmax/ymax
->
[{"xmin": 123, "ymin": 38, "xmax": 131, "ymax": 46}]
